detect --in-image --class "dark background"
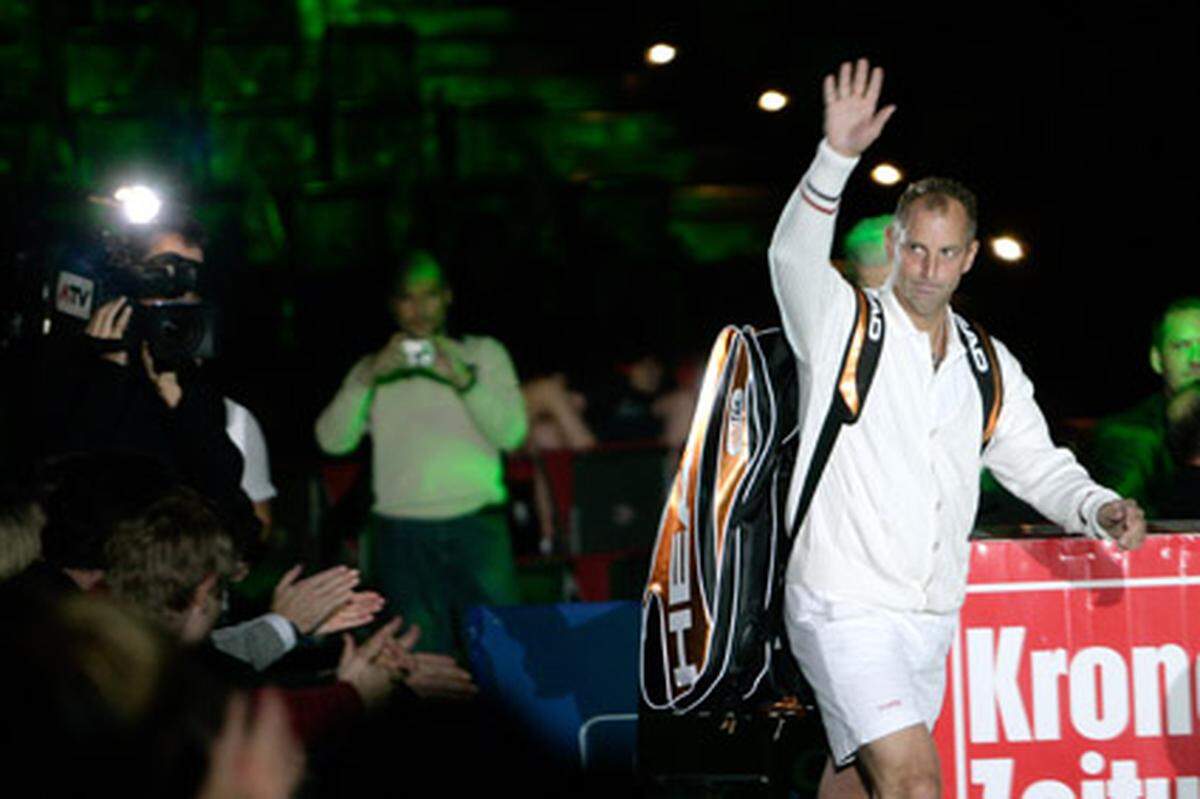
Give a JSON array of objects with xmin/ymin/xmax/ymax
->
[{"xmin": 1, "ymin": 0, "xmax": 1195, "ymax": 464}]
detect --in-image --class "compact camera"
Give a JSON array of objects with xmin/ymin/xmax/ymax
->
[{"xmin": 402, "ymin": 339, "xmax": 435, "ymax": 368}]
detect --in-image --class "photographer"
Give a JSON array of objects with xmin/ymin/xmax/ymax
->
[
  {"xmin": 36, "ymin": 215, "xmax": 258, "ymax": 550},
  {"xmin": 315, "ymin": 250, "xmax": 526, "ymax": 656}
]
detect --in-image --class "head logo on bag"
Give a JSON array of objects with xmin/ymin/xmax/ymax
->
[
  {"xmin": 642, "ymin": 331, "xmax": 736, "ymax": 703},
  {"xmin": 726, "ymin": 388, "xmax": 746, "ymax": 458}
]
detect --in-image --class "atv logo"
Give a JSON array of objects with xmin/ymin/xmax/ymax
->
[{"xmin": 55, "ymin": 272, "xmax": 95, "ymax": 320}]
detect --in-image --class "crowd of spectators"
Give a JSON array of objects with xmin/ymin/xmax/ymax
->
[{"xmin": 0, "ymin": 220, "xmax": 567, "ymax": 796}]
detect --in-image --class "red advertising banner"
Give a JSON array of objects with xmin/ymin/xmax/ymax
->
[{"xmin": 934, "ymin": 533, "xmax": 1200, "ymax": 799}]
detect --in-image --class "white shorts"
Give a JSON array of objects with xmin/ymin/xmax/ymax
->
[{"xmin": 784, "ymin": 584, "xmax": 957, "ymax": 767}]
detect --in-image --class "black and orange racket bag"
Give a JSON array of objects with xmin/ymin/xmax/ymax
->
[{"xmin": 639, "ymin": 288, "xmax": 886, "ymax": 713}]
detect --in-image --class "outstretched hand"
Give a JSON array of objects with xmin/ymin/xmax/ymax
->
[
  {"xmin": 823, "ymin": 57, "xmax": 895, "ymax": 158},
  {"xmin": 337, "ymin": 616, "xmax": 405, "ymax": 710},
  {"xmin": 378, "ymin": 623, "xmax": 479, "ymax": 701}
]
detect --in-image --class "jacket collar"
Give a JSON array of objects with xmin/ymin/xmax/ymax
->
[{"xmin": 879, "ymin": 286, "xmax": 966, "ymax": 367}]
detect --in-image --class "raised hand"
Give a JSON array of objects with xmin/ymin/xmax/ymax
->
[{"xmin": 823, "ymin": 58, "xmax": 895, "ymax": 158}]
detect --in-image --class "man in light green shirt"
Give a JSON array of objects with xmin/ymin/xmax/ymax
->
[{"xmin": 315, "ymin": 252, "xmax": 527, "ymax": 655}]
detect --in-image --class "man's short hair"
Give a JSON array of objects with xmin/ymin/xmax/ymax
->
[
  {"xmin": 895, "ymin": 177, "xmax": 978, "ymax": 240},
  {"xmin": 1152, "ymin": 296, "xmax": 1200, "ymax": 351},
  {"xmin": 104, "ymin": 486, "xmax": 237, "ymax": 632},
  {"xmin": 390, "ymin": 249, "xmax": 447, "ymax": 297}
]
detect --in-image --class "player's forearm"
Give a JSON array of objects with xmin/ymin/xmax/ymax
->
[
  {"xmin": 997, "ymin": 449, "xmax": 1119, "ymax": 538},
  {"xmin": 768, "ymin": 139, "xmax": 859, "ymax": 359},
  {"xmin": 984, "ymin": 354, "xmax": 1120, "ymax": 538}
]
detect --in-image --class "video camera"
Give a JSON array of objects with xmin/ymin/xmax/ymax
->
[{"xmin": 50, "ymin": 185, "xmax": 219, "ymax": 369}]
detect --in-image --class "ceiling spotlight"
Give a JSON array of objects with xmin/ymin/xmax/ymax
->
[
  {"xmin": 758, "ymin": 90, "xmax": 789, "ymax": 112},
  {"xmin": 991, "ymin": 236, "xmax": 1025, "ymax": 262},
  {"xmin": 113, "ymin": 184, "xmax": 162, "ymax": 225},
  {"xmin": 646, "ymin": 43, "xmax": 677, "ymax": 66},
  {"xmin": 871, "ymin": 163, "xmax": 903, "ymax": 186}
]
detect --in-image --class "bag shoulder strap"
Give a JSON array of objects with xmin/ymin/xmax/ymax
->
[
  {"xmin": 952, "ymin": 315, "xmax": 1004, "ymax": 451},
  {"xmin": 787, "ymin": 287, "xmax": 885, "ymax": 540}
]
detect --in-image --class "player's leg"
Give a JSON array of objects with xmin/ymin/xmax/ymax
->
[
  {"xmin": 855, "ymin": 722, "xmax": 941, "ymax": 799},
  {"xmin": 817, "ymin": 756, "xmax": 869, "ymax": 799},
  {"xmin": 785, "ymin": 584, "xmax": 955, "ymax": 799}
]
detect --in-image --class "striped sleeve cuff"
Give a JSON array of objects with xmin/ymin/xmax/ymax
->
[
  {"xmin": 801, "ymin": 139, "xmax": 860, "ymax": 214},
  {"xmin": 1076, "ymin": 487, "xmax": 1123, "ymax": 541}
]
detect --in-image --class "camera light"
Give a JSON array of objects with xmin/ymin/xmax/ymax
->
[{"xmin": 113, "ymin": 185, "xmax": 162, "ymax": 225}]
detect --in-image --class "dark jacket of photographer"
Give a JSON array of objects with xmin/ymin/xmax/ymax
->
[{"xmin": 36, "ymin": 335, "xmax": 258, "ymax": 548}]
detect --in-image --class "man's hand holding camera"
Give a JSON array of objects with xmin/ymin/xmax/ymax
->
[
  {"xmin": 365, "ymin": 333, "xmax": 413, "ymax": 382},
  {"xmin": 86, "ymin": 296, "xmax": 184, "ymax": 408},
  {"xmin": 84, "ymin": 297, "xmax": 133, "ymax": 367},
  {"xmin": 430, "ymin": 335, "xmax": 476, "ymax": 392},
  {"xmin": 365, "ymin": 333, "xmax": 475, "ymax": 393}
]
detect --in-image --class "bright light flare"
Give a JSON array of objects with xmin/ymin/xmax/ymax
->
[
  {"xmin": 758, "ymin": 90, "xmax": 789, "ymax": 112},
  {"xmin": 871, "ymin": 163, "xmax": 903, "ymax": 186},
  {"xmin": 991, "ymin": 236, "xmax": 1025, "ymax": 262},
  {"xmin": 113, "ymin": 184, "xmax": 162, "ymax": 224},
  {"xmin": 645, "ymin": 43, "xmax": 677, "ymax": 66}
]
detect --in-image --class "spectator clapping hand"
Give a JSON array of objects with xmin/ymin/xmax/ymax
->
[
  {"xmin": 337, "ymin": 616, "xmax": 406, "ymax": 709},
  {"xmin": 378, "ymin": 621, "xmax": 479, "ymax": 701},
  {"xmin": 197, "ymin": 689, "xmax": 304, "ymax": 799},
  {"xmin": 314, "ymin": 590, "xmax": 386, "ymax": 636},
  {"xmin": 272, "ymin": 565, "xmax": 372, "ymax": 635}
]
